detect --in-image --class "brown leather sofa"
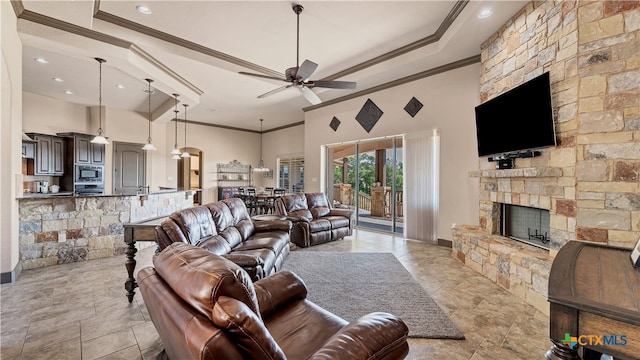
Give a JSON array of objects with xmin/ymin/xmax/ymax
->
[
  {"xmin": 154, "ymin": 197, "xmax": 291, "ymax": 281},
  {"xmin": 138, "ymin": 242, "xmax": 409, "ymax": 360},
  {"xmin": 274, "ymin": 192, "xmax": 355, "ymax": 247}
]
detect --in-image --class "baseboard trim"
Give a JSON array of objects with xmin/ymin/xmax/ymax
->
[
  {"xmin": 438, "ymin": 238, "xmax": 453, "ymax": 248},
  {"xmin": 1, "ymin": 262, "xmax": 22, "ymax": 284}
]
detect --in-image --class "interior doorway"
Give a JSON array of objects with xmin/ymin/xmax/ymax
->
[
  {"xmin": 112, "ymin": 142, "xmax": 146, "ymax": 195},
  {"xmin": 326, "ymin": 137, "xmax": 404, "ymax": 234},
  {"xmin": 177, "ymin": 147, "xmax": 203, "ymax": 205}
]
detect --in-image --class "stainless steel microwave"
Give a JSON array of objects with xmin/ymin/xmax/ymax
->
[{"xmin": 75, "ymin": 165, "xmax": 104, "ymax": 183}]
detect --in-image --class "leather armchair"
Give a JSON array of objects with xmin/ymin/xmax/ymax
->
[
  {"xmin": 275, "ymin": 192, "xmax": 355, "ymax": 247},
  {"xmin": 138, "ymin": 242, "xmax": 409, "ymax": 360}
]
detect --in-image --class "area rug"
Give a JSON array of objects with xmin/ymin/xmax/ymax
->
[{"xmin": 282, "ymin": 251, "xmax": 465, "ymax": 339}]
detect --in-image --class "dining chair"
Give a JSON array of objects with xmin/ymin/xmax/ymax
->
[
  {"xmin": 266, "ymin": 188, "xmax": 286, "ymax": 214},
  {"xmin": 245, "ymin": 188, "xmax": 257, "ymax": 215}
]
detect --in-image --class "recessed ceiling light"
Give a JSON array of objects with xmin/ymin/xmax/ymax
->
[
  {"xmin": 64, "ymin": 90, "xmax": 74, "ymax": 95},
  {"xmin": 34, "ymin": 57, "xmax": 48, "ymax": 64},
  {"xmin": 209, "ymin": 108, "xmax": 216, "ymax": 112},
  {"xmin": 136, "ymin": 5, "xmax": 152, "ymax": 15},
  {"xmin": 478, "ymin": 9, "xmax": 493, "ymax": 19},
  {"xmin": 52, "ymin": 77, "xmax": 64, "ymax": 82},
  {"xmin": 115, "ymin": 84, "xmax": 125, "ymax": 89}
]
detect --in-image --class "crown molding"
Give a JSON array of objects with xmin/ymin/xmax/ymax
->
[{"xmin": 303, "ymin": 54, "xmax": 481, "ymax": 112}]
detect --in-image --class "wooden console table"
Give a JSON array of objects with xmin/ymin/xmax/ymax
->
[
  {"xmin": 123, "ymin": 215, "xmax": 166, "ymax": 302},
  {"xmin": 546, "ymin": 241, "xmax": 640, "ymax": 360}
]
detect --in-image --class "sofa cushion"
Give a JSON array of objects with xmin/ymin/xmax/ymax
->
[
  {"xmin": 324, "ymin": 216, "xmax": 350, "ymax": 229},
  {"xmin": 308, "ymin": 218, "xmax": 331, "ymax": 232},
  {"xmin": 242, "ymin": 232, "xmax": 289, "ymax": 255},
  {"xmin": 207, "ymin": 201, "xmax": 234, "ymax": 232},
  {"xmin": 279, "ymin": 194, "xmax": 312, "ymax": 219},
  {"xmin": 154, "ymin": 243, "xmax": 260, "ymax": 322},
  {"xmin": 169, "ymin": 206, "xmax": 217, "ymax": 245},
  {"xmin": 306, "ymin": 193, "xmax": 331, "ymax": 219},
  {"xmin": 198, "ymin": 235, "xmax": 233, "ymax": 255}
]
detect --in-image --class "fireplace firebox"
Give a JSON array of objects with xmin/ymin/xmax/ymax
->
[{"xmin": 501, "ymin": 204, "xmax": 550, "ymax": 250}]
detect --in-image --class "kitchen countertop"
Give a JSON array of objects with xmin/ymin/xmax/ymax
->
[{"xmin": 18, "ymin": 188, "xmax": 200, "ymax": 200}]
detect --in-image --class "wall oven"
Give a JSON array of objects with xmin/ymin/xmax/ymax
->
[{"xmin": 75, "ymin": 165, "xmax": 104, "ymax": 184}]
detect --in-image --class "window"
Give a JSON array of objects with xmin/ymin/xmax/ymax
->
[{"xmin": 278, "ymin": 154, "xmax": 304, "ymax": 193}]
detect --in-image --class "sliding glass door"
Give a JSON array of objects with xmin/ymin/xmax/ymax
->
[{"xmin": 326, "ymin": 137, "xmax": 403, "ymax": 234}]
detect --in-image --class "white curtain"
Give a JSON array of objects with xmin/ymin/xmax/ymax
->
[{"xmin": 404, "ymin": 129, "xmax": 440, "ymax": 242}]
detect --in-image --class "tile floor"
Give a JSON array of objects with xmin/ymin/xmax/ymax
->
[{"xmin": 1, "ymin": 229, "xmax": 551, "ymax": 359}]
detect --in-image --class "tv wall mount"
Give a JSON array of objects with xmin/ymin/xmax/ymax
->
[{"xmin": 488, "ymin": 150, "xmax": 541, "ymax": 169}]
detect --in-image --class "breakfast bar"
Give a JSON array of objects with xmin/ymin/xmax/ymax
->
[{"xmin": 17, "ymin": 189, "xmax": 196, "ymax": 271}]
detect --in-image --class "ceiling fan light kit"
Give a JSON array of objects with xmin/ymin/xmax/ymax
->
[{"xmin": 239, "ymin": 3, "xmax": 356, "ymax": 105}]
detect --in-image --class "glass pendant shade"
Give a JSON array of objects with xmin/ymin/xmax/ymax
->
[
  {"xmin": 170, "ymin": 94, "xmax": 182, "ymax": 157},
  {"xmin": 253, "ymin": 118, "xmax": 270, "ymax": 172},
  {"xmin": 181, "ymin": 104, "xmax": 190, "ymax": 158},
  {"xmin": 142, "ymin": 78, "xmax": 156, "ymax": 151},
  {"xmin": 91, "ymin": 58, "xmax": 109, "ymax": 145}
]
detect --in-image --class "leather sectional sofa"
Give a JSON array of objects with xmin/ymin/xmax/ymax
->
[
  {"xmin": 274, "ymin": 192, "xmax": 355, "ymax": 248},
  {"xmin": 154, "ymin": 197, "xmax": 291, "ymax": 281},
  {"xmin": 137, "ymin": 242, "xmax": 410, "ymax": 360}
]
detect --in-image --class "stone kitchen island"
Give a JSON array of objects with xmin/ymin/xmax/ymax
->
[{"xmin": 17, "ymin": 190, "xmax": 196, "ymax": 269}]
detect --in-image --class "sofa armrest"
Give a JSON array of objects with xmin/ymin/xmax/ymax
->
[
  {"xmin": 254, "ymin": 271, "xmax": 307, "ymax": 318},
  {"xmin": 309, "ymin": 312, "xmax": 409, "ymax": 360},
  {"xmin": 222, "ymin": 253, "xmax": 264, "ymax": 267},
  {"xmin": 254, "ymin": 220, "xmax": 292, "ymax": 233},
  {"xmin": 286, "ymin": 214, "xmax": 310, "ymax": 223},
  {"xmin": 329, "ymin": 208, "xmax": 354, "ymax": 219},
  {"xmin": 222, "ymin": 253, "xmax": 265, "ymax": 280}
]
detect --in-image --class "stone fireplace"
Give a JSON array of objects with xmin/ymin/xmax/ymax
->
[{"xmin": 452, "ymin": 0, "xmax": 640, "ymax": 317}]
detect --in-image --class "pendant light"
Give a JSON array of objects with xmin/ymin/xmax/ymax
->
[
  {"xmin": 90, "ymin": 58, "xmax": 109, "ymax": 144},
  {"xmin": 253, "ymin": 118, "xmax": 270, "ymax": 172},
  {"xmin": 142, "ymin": 78, "xmax": 157, "ymax": 151},
  {"xmin": 170, "ymin": 93, "xmax": 182, "ymax": 159},
  {"xmin": 180, "ymin": 104, "xmax": 190, "ymax": 158}
]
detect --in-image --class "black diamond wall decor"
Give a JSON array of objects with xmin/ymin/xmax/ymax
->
[
  {"xmin": 404, "ymin": 97, "xmax": 423, "ymax": 117},
  {"xmin": 329, "ymin": 116, "xmax": 341, "ymax": 131},
  {"xmin": 355, "ymin": 99, "xmax": 383, "ymax": 133}
]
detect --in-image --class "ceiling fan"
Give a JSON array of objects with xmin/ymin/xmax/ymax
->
[{"xmin": 239, "ymin": 4, "xmax": 356, "ymax": 105}]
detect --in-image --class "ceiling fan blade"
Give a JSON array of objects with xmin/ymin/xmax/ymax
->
[
  {"xmin": 257, "ymin": 85, "xmax": 292, "ymax": 99},
  {"xmin": 298, "ymin": 86, "xmax": 321, "ymax": 105},
  {"xmin": 239, "ymin": 71, "xmax": 287, "ymax": 82},
  {"xmin": 308, "ymin": 80, "xmax": 357, "ymax": 89},
  {"xmin": 296, "ymin": 60, "xmax": 318, "ymax": 81}
]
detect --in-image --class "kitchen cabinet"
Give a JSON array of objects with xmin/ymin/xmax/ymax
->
[
  {"xmin": 21, "ymin": 141, "xmax": 35, "ymax": 159},
  {"xmin": 28, "ymin": 134, "xmax": 64, "ymax": 176},
  {"xmin": 74, "ymin": 135, "xmax": 105, "ymax": 165}
]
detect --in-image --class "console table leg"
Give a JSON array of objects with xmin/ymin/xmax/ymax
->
[
  {"xmin": 124, "ymin": 240, "xmax": 138, "ymax": 303},
  {"xmin": 545, "ymin": 339, "xmax": 579, "ymax": 360}
]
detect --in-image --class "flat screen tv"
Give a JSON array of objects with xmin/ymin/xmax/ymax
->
[{"xmin": 474, "ymin": 71, "xmax": 556, "ymax": 157}]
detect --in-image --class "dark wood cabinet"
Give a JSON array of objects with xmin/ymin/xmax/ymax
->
[
  {"xmin": 74, "ymin": 136, "xmax": 105, "ymax": 165},
  {"xmin": 29, "ymin": 134, "xmax": 64, "ymax": 176}
]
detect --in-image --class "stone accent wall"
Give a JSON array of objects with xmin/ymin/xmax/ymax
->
[
  {"xmin": 576, "ymin": 1, "xmax": 640, "ymax": 248},
  {"xmin": 18, "ymin": 192, "xmax": 194, "ymax": 270},
  {"xmin": 453, "ymin": 0, "xmax": 640, "ymax": 312}
]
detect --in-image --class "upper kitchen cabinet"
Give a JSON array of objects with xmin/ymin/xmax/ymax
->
[
  {"xmin": 58, "ymin": 132, "xmax": 105, "ymax": 165},
  {"xmin": 26, "ymin": 133, "xmax": 65, "ymax": 176}
]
